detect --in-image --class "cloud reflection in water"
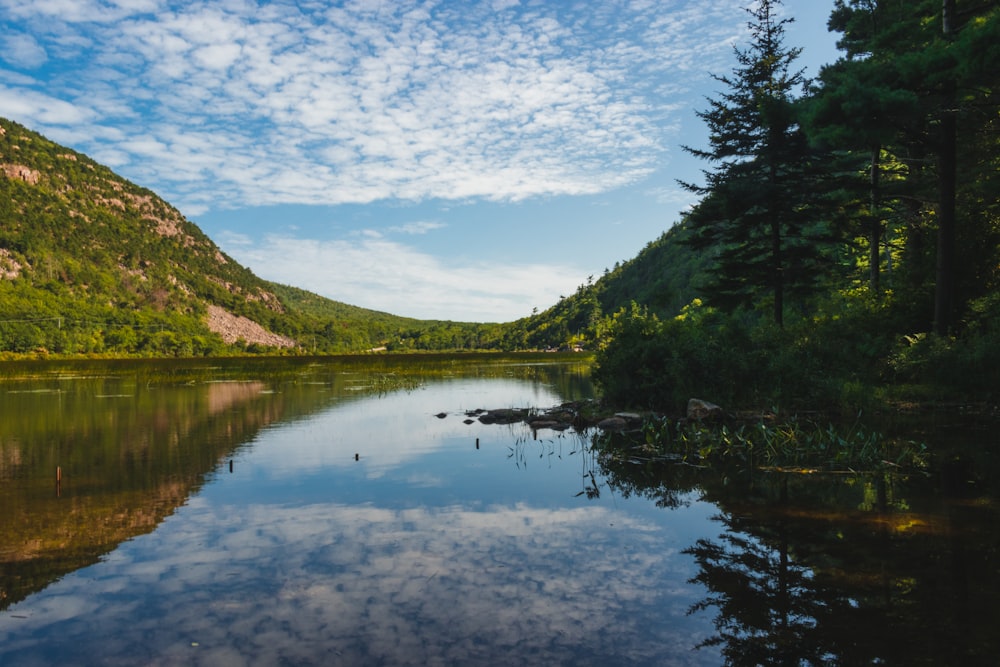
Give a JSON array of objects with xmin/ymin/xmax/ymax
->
[
  {"xmin": 0, "ymin": 375, "xmax": 720, "ymax": 666},
  {"xmin": 5, "ymin": 500, "xmax": 717, "ymax": 666}
]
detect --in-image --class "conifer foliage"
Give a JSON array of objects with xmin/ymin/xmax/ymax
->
[{"xmin": 680, "ymin": 0, "xmax": 834, "ymax": 326}]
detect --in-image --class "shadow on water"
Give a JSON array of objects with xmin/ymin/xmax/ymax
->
[{"xmin": 591, "ymin": 419, "xmax": 1000, "ymax": 666}]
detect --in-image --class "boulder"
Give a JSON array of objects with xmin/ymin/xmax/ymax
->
[
  {"xmin": 597, "ymin": 416, "xmax": 628, "ymax": 431},
  {"xmin": 687, "ymin": 398, "xmax": 724, "ymax": 421}
]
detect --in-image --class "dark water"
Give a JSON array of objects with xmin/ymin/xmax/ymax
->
[{"xmin": 0, "ymin": 356, "xmax": 997, "ymax": 666}]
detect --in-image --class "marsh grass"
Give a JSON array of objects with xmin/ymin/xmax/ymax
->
[{"xmin": 596, "ymin": 415, "xmax": 929, "ymax": 474}]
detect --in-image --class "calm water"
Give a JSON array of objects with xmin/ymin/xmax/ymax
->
[{"xmin": 1, "ymin": 356, "xmax": 998, "ymax": 666}]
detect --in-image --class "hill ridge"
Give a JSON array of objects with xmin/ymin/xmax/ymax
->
[{"xmin": 2, "ymin": 117, "xmax": 498, "ymax": 355}]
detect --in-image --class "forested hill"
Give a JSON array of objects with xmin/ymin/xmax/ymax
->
[
  {"xmin": 508, "ymin": 0, "xmax": 1000, "ymax": 359},
  {"xmin": 0, "ymin": 118, "xmax": 500, "ymax": 356},
  {"xmin": 498, "ymin": 221, "xmax": 711, "ymax": 350}
]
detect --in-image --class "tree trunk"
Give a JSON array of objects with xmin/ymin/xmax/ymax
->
[
  {"xmin": 934, "ymin": 0, "xmax": 957, "ymax": 335},
  {"xmin": 870, "ymin": 143, "xmax": 882, "ymax": 294},
  {"xmin": 772, "ymin": 216, "xmax": 783, "ymax": 327}
]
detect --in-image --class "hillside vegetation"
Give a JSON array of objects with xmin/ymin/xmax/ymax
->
[{"xmin": 0, "ymin": 118, "xmax": 498, "ymax": 356}]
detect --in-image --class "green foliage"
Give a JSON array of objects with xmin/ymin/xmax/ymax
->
[
  {"xmin": 589, "ymin": 1, "xmax": 999, "ymax": 410},
  {"xmin": 593, "ymin": 301, "xmax": 758, "ymax": 410},
  {"xmin": 593, "ymin": 290, "xmax": 938, "ymax": 411},
  {"xmin": 889, "ymin": 292, "xmax": 1000, "ymax": 392},
  {"xmin": 680, "ymin": 0, "xmax": 840, "ymax": 326},
  {"xmin": 502, "ymin": 222, "xmax": 713, "ymax": 352}
]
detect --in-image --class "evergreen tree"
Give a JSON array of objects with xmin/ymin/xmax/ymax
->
[
  {"xmin": 805, "ymin": 0, "xmax": 930, "ymax": 297},
  {"xmin": 816, "ymin": 0, "xmax": 1000, "ymax": 332},
  {"xmin": 681, "ymin": 0, "xmax": 829, "ymax": 326}
]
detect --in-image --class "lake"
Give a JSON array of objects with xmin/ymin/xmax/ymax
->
[{"xmin": 1, "ymin": 355, "xmax": 998, "ymax": 666}]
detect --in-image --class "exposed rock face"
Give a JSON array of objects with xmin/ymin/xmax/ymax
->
[
  {"xmin": 205, "ymin": 305, "xmax": 297, "ymax": 348},
  {"xmin": 1, "ymin": 163, "xmax": 40, "ymax": 185},
  {"xmin": 687, "ymin": 398, "xmax": 724, "ymax": 421},
  {"xmin": 0, "ymin": 249, "xmax": 23, "ymax": 280}
]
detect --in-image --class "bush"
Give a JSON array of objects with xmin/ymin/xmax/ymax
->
[
  {"xmin": 594, "ymin": 301, "xmax": 763, "ymax": 411},
  {"xmin": 594, "ymin": 295, "xmax": 915, "ymax": 412}
]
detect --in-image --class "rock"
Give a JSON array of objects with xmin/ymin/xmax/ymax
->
[
  {"xmin": 205, "ymin": 304, "xmax": 296, "ymax": 348},
  {"xmin": 597, "ymin": 416, "xmax": 628, "ymax": 431},
  {"xmin": 687, "ymin": 398, "xmax": 724, "ymax": 421},
  {"xmin": 478, "ymin": 408, "xmax": 526, "ymax": 425},
  {"xmin": 530, "ymin": 420, "xmax": 569, "ymax": 431},
  {"xmin": 1, "ymin": 163, "xmax": 41, "ymax": 185}
]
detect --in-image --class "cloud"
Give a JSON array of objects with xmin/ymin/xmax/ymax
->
[
  {"xmin": 0, "ymin": 85, "xmax": 95, "ymax": 125},
  {"xmin": 1, "ymin": 32, "xmax": 48, "ymax": 68},
  {"xmin": 0, "ymin": 0, "xmax": 160, "ymax": 23},
  {"xmin": 0, "ymin": 0, "xmax": 748, "ymax": 213},
  {"xmin": 218, "ymin": 230, "xmax": 584, "ymax": 322},
  {"xmin": 388, "ymin": 221, "xmax": 446, "ymax": 235}
]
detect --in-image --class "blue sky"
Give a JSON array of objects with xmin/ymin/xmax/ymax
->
[{"xmin": 1, "ymin": 0, "xmax": 840, "ymax": 322}]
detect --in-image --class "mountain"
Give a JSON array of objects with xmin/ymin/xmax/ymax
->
[
  {"xmin": 0, "ymin": 115, "xmax": 695, "ymax": 357},
  {"xmin": 0, "ymin": 118, "xmax": 499, "ymax": 356}
]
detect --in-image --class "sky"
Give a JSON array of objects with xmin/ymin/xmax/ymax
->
[{"xmin": 0, "ymin": 0, "xmax": 841, "ymax": 322}]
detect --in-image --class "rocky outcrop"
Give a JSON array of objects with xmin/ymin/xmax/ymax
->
[
  {"xmin": 205, "ymin": 304, "xmax": 297, "ymax": 348},
  {"xmin": 0, "ymin": 249, "xmax": 24, "ymax": 280},
  {"xmin": 1, "ymin": 163, "xmax": 40, "ymax": 185}
]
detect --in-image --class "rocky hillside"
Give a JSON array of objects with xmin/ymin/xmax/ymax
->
[{"xmin": 0, "ymin": 117, "xmax": 499, "ymax": 356}]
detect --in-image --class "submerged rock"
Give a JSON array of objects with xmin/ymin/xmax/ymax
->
[
  {"xmin": 478, "ymin": 408, "xmax": 528, "ymax": 425},
  {"xmin": 529, "ymin": 420, "xmax": 570, "ymax": 431}
]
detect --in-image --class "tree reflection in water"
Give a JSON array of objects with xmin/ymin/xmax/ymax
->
[
  {"xmin": 684, "ymin": 495, "xmax": 835, "ymax": 666},
  {"xmin": 593, "ymin": 431, "xmax": 1000, "ymax": 666}
]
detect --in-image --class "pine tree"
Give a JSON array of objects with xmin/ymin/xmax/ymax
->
[
  {"xmin": 681, "ymin": 0, "xmax": 831, "ymax": 326},
  {"xmin": 814, "ymin": 0, "xmax": 1000, "ymax": 332},
  {"xmin": 805, "ymin": 1, "xmax": 925, "ymax": 296}
]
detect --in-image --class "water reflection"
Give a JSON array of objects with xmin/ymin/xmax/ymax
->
[
  {"xmin": 1, "ymin": 357, "xmax": 723, "ymax": 666},
  {"xmin": 5, "ymin": 500, "xmax": 718, "ymax": 666},
  {"xmin": 0, "ymin": 377, "xmax": 316, "ymax": 611},
  {"xmin": 595, "ymin": 439, "xmax": 1000, "ymax": 666},
  {"xmin": 1, "ymin": 357, "xmax": 998, "ymax": 665}
]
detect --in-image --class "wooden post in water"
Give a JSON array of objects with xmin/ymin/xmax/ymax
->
[
  {"xmin": 476, "ymin": 438, "xmax": 480, "ymax": 449},
  {"xmin": 56, "ymin": 466, "xmax": 62, "ymax": 497}
]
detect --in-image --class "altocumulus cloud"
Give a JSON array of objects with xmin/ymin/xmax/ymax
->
[
  {"xmin": 0, "ymin": 0, "xmax": 754, "ymax": 321},
  {"xmin": 0, "ymin": 0, "xmax": 746, "ymax": 213}
]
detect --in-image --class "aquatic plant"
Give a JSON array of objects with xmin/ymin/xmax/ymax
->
[{"xmin": 596, "ymin": 415, "xmax": 929, "ymax": 474}]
